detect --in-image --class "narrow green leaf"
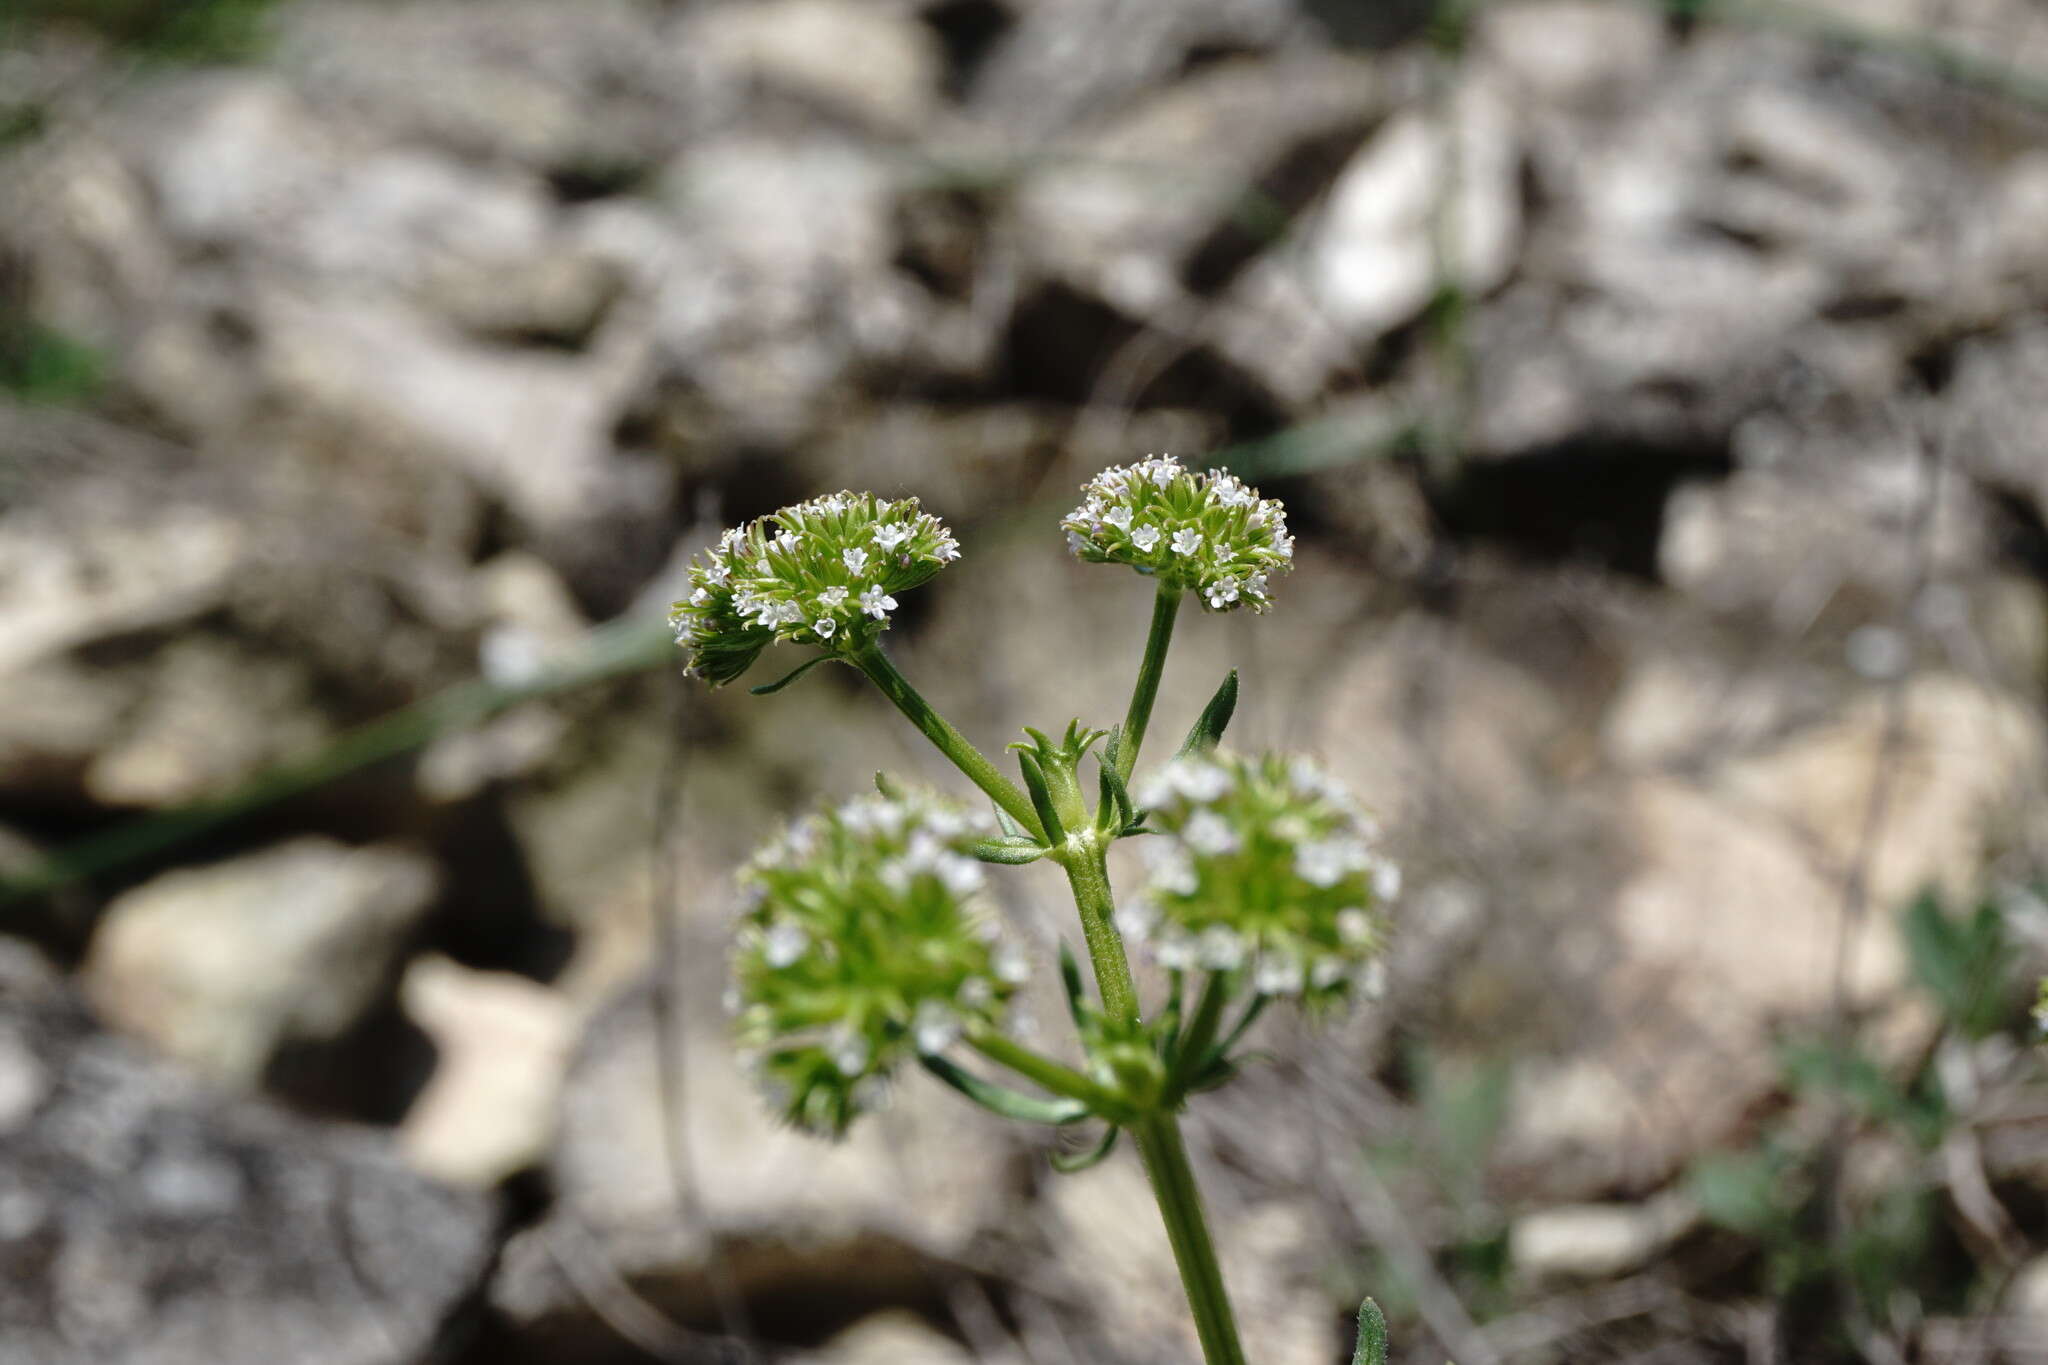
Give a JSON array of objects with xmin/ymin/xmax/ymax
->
[
  {"xmin": 920, "ymin": 1054, "xmax": 1089, "ymax": 1126},
  {"xmin": 1098, "ymin": 758, "xmax": 1136, "ymax": 834},
  {"xmin": 1016, "ymin": 749, "xmax": 1066, "ymax": 845},
  {"xmin": 994, "ymin": 802, "xmax": 1029, "ymax": 840},
  {"xmin": 1059, "ymin": 943, "xmax": 1090, "ymax": 1032},
  {"xmin": 970, "ymin": 836, "xmax": 1050, "ymax": 865},
  {"xmin": 1176, "ymin": 669, "xmax": 1239, "ymax": 756},
  {"xmin": 1050, "ymin": 1125, "xmax": 1121, "ymax": 1173},
  {"xmin": 1103, "ymin": 724, "xmax": 1123, "ymax": 772},
  {"xmin": 1352, "ymin": 1297, "xmax": 1388, "ymax": 1365},
  {"xmin": 748, "ymin": 655, "xmax": 835, "ymax": 695}
]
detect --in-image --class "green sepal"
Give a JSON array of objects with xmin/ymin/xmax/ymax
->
[
  {"xmin": 993, "ymin": 802, "xmax": 1030, "ymax": 840},
  {"xmin": 1215, "ymin": 993, "xmax": 1271, "ymax": 1060},
  {"xmin": 1352, "ymin": 1297, "xmax": 1389, "ymax": 1365},
  {"xmin": 920, "ymin": 1054, "xmax": 1089, "ymax": 1126},
  {"xmin": 1096, "ymin": 757, "xmax": 1137, "ymax": 835},
  {"xmin": 1015, "ymin": 749, "xmax": 1067, "ymax": 845},
  {"xmin": 1158, "ymin": 969, "xmax": 1186, "ymax": 1070},
  {"xmin": 1049, "ymin": 1124, "xmax": 1121, "ymax": 1173},
  {"xmin": 748, "ymin": 654, "xmax": 836, "ymax": 695},
  {"xmin": 971, "ymin": 836, "xmax": 1050, "ymax": 865},
  {"xmin": 1175, "ymin": 668, "xmax": 1239, "ymax": 757},
  {"xmin": 1058, "ymin": 942, "xmax": 1091, "ymax": 1032},
  {"xmin": 874, "ymin": 770, "xmax": 907, "ymax": 800}
]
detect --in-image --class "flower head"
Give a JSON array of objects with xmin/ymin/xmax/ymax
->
[
  {"xmin": 1061, "ymin": 456, "xmax": 1293, "ymax": 612},
  {"xmin": 1129, "ymin": 752, "xmax": 1395, "ymax": 1005},
  {"xmin": 730, "ymin": 790, "xmax": 1022, "ymax": 1136},
  {"xmin": 670, "ymin": 492, "xmax": 960, "ymax": 685}
]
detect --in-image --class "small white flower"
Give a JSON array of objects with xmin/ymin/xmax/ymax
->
[
  {"xmin": 1148, "ymin": 457, "xmax": 1179, "ymax": 486},
  {"xmin": 1171, "ymin": 528, "xmax": 1203, "ymax": 556},
  {"xmin": 1173, "ymin": 761, "xmax": 1231, "ymax": 804},
  {"xmin": 1182, "ymin": 811, "xmax": 1240, "ymax": 856},
  {"xmin": 830, "ymin": 1027, "xmax": 871, "ymax": 1077},
  {"xmin": 843, "ymin": 547, "xmax": 869, "ymax": 575},
  {"xmin": 1131, "ymin": 525, "xmax": 1161, "ymax": 551},
  {"xmin": 1336, "ymin": 908, "xmax": 1374, "ymax": 946},
  {"xmin": 1296, "ymin": 839, "xmax": 1365, "ymax": 888},
  {"xmin": 813, "ymin": 616, "xmax": 838, "ymax": 639},
  {"xmin": 1106, "ymin": 506, "xmax": 1133, "ymax": 531},
  {"xmin": 690, "ymin": 587, "xmax": 710, "ymax": 605},
  {"xmin": 1115, "ymin": 901, "xmax": 1158, "ymax": 941},
  {"xmin": 1310, "ymin": 957, "xmax": 1348, "ymax": 990},
  {"xmin": 1143, "ymin": 841, "xmax": 1200, "ymax": 896},
  {"xmin": 764, "ymin": 921, "xmax": 808, "ymax": 967},
  {"xmin": 873, "ymin": 524, "xmax": 912, "ymax": 552},
  {"xmin": 859, "ymin": 585, "xmax": 898, "ymax": 619},
  {"xmin": 1155, "ymin": 931, "xmax": 1196, "ymax": 970},
  {"xmin": 1066, "ymin": 529, "xmax": 1088, "ymax": 553},
  {"xmin": 993, "ymin": 943, "xmax": 1031, "ymax": 984},
  {"xmin": 1196, "ymin": 925, "xmax": 1245, "ymax": 971},
  {"xmin": 1205, "ymin": 578, "xmax": 1240, "ymax": 609},
  {"xmin": 1254, "ymin": 953, "xmax": 1304, "ymax": 995},
  {"xmin": 935, "ymin": 536, "xmax": 961, "ymax": 562},
  {"xmin": 913, "ymin": 1000, "xmax": 962, "ymax": 1054},
  {"xmin": 774, "ymin": 531, "xmax": 800, "ymax": 554},
  {"xmin": 958, "ymin": 977, "xmax": 995, "ymax": 1009},
  {"xmin": 817, "ymin": 586, "xmax": 849, "ymax": 609},
  {"xmin": 1211, "ymin": 476, "xmax": 1254, "ymax": 508},
  {"xmin": 706, "ymin": 559, "xmax": 731, "ymax": 584},
  {"xmin": 1372, "ymin": 860, "xmax": 1402, "ymax": 902},
  {"xmin": 936, "ymin": 853, "xmax": 985, "ymax": 897}
]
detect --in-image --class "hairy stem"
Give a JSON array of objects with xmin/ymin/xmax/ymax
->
[
  {"xmin": 1119, "ymin": 585, "xmax": 1183, "ymax": 781},
  {"xmin": 1132, "ymin": 1113, "xmax": 1248, "ymax": 1365},
  {"xmin": 969, "ymin": 1030, "xmax": 1134, "ymax": 1122},
  {"xmin": 849, "ymin": 643, "xmax": 1042, "ymax": 837},
  {"xmin": 1061, "ymin": 843, "xmax": 1141, "ymax": 1028}
]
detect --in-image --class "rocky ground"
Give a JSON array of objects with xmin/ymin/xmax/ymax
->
[{"xmin": 4, "ymin": 0, "xmax": 2048, "ymax": 1361}]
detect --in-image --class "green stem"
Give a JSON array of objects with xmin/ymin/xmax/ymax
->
[
  {"xmin": 849, "ymin": 643, "xmax": 1042, "ymax": 838},
  {"xmin": 1061, "ymin": 843, "xmax": 1141, "ymax": 1028},
  {"xmin": 1168, "ymin": 973, "xmax": 1230, "ymax": 1097},
  {"xmin": 969, "ymin": 1029, "xmax": 1135, "ymax": 1123},
  {"xmin": 1119, "ymin": 585, "xmax": 1183, "ymax": 781},
  {"xmin": 1132, "ymin": 1113, "xmax": 1248, "ymax": 1365}
]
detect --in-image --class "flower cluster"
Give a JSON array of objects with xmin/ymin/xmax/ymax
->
[
  {"xmin": 671, "ymin": 492, "xmax": 962, "ymax": 685},
  {"xmin": 1122, "ymin": 752, "xmax": 1396, "ymax": 1003},
  {"xmin": 1061, "ymin": 455, "xmax": 1293, "ymax": 612},
  {"xmin": 729, "ymin": 790, "xmax": 1028, "ymax": 1136}
]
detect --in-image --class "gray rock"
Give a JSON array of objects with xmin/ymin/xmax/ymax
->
[
  {"xmin": 82, "ymin": 839, "xmax": 440, "ymax": 1088},
  {"xmin": 0, "ymin": 940, "xmax": 496, "ymax": 1365}
]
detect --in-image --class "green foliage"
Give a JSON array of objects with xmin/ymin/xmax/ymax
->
[
  {"xmin": 5, "ymin": 0, "xmax": 280, "ymax": 63},
  {"xmin": 1900, "ymin": 890, "xmax": 2015, "ymax": 1039},
  {"xmin": 1684, "ymin": 891, "xmax": 2033, "ymax": 1327},
  {"xmin": 0, "ymin": 316, "xmax": 104, "ymax": 406}
]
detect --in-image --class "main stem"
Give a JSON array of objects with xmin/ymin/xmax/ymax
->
[
  {"xmin": 1119, "ymin": 584, "xmax": 1183, "ymax": 780},
  {"xmin": 1133, "ymin": 1113, "xmax": 1248, "ymax": 1365},
  {"xmin": 1064, "ymin": 844, "xmax": 1248, "ymax": 1365},
  {"xmin": 849, "ymin": 644, "xmax": 1043, "ymax": 837}
]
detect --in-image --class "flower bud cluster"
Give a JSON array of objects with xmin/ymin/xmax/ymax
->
[
  {"xmin": 1123, "ymin": 752, "xmax": 1397, "ymax": 1002},
  {"xmin": 671, "ymin": 492, "xmax": 962, "ymax": 685},
  {"xmin": 1061, "ymin": 455, "xmax": 1293, "ymax": 612},
  {"xmin": 730, "ymin": 790, "xmax": 1027, "ymax": 1136}
]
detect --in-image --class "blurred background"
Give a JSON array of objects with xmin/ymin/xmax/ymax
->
[{"xmin": 4, "ymin": 0, "xmax": 2048, "ymax": 1361}]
